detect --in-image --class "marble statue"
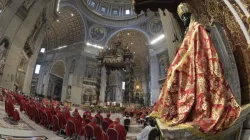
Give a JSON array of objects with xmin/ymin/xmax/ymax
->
[
  {"xmin": 150, "ymin": 3, "xmax": 240, "ymax": 135},
  {"xmin": 0, "ymin": 41, "xmax": 7, "ymax": 74},
  {"xmin": 66, "ymin": 86, "xmax": 71, "ymax": 100}
]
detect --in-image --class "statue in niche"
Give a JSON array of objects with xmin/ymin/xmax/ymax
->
[
  {"xmin": 150, "ymin": 3, "xmax": 240, "ymax": 134},
  {"xmin": 0, "ymin": 40, "xmax": 8, "ymax": 74},
  {"xmin": 66, "ymin": 85, "xmax": 71, "ymax": 100},
  {"xmin": 23, "ymin": 0, "xmax": 35, "ymax": 10}
]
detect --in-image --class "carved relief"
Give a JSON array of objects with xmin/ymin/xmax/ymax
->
[
  {"xmin": 15, "ymin": 56, "xmax": 28, "ymax": 91},
  {"xmin": 81, "ymin": 87, "xmax": 96, "ymax": 104},
  {"xmin": 148, "ymin": 18, "xmax": 163, "ymax": 35},
  {"xmin": 0, "ymin": 38, "xmax": 9, "ymax": 75},
  {"xmin": 89, "ymin": 25, "xmax": 107, "ymax": 41},
  {"xmin": 85, "ymin": 57, "xmax": 97, "ymax": 78},
  {"xmin": 24, "ymin": 11, "xmax": 45, "ymax": 57}
]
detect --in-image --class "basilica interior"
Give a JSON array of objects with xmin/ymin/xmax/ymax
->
[{"xmin": 0, "ymin": 0, "xmax": 249, "ymax": 140}]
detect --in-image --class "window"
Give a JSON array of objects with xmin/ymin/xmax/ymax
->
[
  {"xmin": 35, "ymin": 65, "xmax": 41, "ymax": 74},
  {"xmin": 40, "ymin": 48, "xmax": 45, "ymax": 53},
  {"xmin": 101, "ymin": 7, "xmax": 106, "ymax": 13},
  {"xmin": 90, "ymin": 1, "xmax": 95, "ymax": 7},
  {"xmin": 122, "ymin": 82, "xmax": 125, "ymax": 90},
  {"xmin": 125, "ymin": 9, "xmax": 130, "ymax": 15},
  {"xmin": 112, "ymin": 10, "xmax": 118, "ymax": 15}
]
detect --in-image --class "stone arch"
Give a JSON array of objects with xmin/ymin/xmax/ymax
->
[
  {"xmin": 50, "ymin": 60, "xmax": 66, "ymax": 78},
  {"xmin": 59, "ymin": 3, "xmax": 88, "ymax": 43},
  {"xmin": 48, "ymin": 60, "xmax": 66, "ymax": 100}
]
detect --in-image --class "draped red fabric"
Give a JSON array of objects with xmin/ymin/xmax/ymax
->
[
  {"xmin": 79, "ymin": 126, "xmax": 87, "ymax": 137},
  {"xmin": 7, "ymin": 99, "xmax": 14, "ymax": 117},
  {"xmin": 108, "ymin": 121, "xmax": 127, "ymax": 140},
  {"xmin": 150, "ymin": 22, "xmax": 241, "ymax": 134}
]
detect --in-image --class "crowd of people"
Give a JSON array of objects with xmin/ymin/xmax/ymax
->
[{"xmin": 0, "ymin": 87, "xmax": 157, "ymax": 140}]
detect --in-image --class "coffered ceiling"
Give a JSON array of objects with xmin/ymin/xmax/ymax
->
[{"xmin": 42, "ymin": 6, "xmax": 85, "ymax": 50}]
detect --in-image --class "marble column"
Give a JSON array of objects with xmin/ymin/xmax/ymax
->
[
  {"xmin": 22, "ymin": 25, "xmax": 46, "ymax": 95},
  {"xmin": 149, "ymin": 55, "xmax": 160, "ymax": 105},
  {"xmin": 100, "ymin": 66, "xmax": 106, "ymax": 103},
  {"xmin": 105, "ymin": 69, "xmax": 110, "ymax": 102},
  {"xmin": 0, "ymin": 0, "xmax": 47, "ymax": 89},
  {"xmin": 159, "ymin": 9, "xmax": 182, "ymax": 63}
]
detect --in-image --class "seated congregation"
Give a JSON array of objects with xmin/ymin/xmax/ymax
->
[{"xmin": 0, "ymin": 87, "xmax": 158, "ymax": 140}]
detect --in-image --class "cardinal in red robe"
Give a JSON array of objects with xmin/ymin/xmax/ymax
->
[
  {"xmin": 87, "ymin": 118, "xmax": 104, "ymax": 140},
  {"xmin": 103, "ymin": 113, "xmax": 113, "ymax": 125},
  {"xmin": 108, "ymin": 118, "xmax": 127, "ymax": 140},
  {"xmin": 95, "ymin": 111, "xmax": 103, "ymax": 121}
]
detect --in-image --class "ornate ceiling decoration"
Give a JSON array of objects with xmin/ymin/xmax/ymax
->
[
  {"xmin": 133, "ymin": 0, "xmax": 180, "ymax": 14},
  {"xmin": 43, "ymin": 6, "xmax": 85, "ymax": 50},
  {"xmin": 82, "ymin": 0, "xmax": 135, "ymax": 20},
  {"xmin": 107, "ymin": 29, "xmax": 149, "ymax": 76},
  {"xmin": 76, "ymin": 0, "xmax": 154, "ymax": 27}
]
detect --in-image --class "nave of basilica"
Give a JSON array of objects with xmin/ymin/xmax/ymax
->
[{"xmin": 0, "ymin": 0, "xmax": 249, "ymax": 140}]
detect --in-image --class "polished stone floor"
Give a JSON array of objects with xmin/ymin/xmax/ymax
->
[{"xmin": 0, "ymin": 101, "xmax": 140, "ymax": 140}]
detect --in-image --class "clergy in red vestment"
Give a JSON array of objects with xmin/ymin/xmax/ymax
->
[
  {"xmin": 13, "ymin": 109, "xmax": 20, "ymax": 121},
  {"xmin": 7, "ymin": 98, "xmax": 14, "ymax": 117},
  {"xmin": 85, "ymin": 112, "xmax": 93, "ymax": 120},
  {"xmin": 95, "ymin": 111, "xmax": 103, "ymax": 121},
  {"xmin": 88, "ymin": 118, "xmax": 103, "ymax": 140},
  {"xmin": 108, "ymin": 118, "xmax": 127, "ymax": 140},
  {"xmin": 103, "ymin": 113, "xmax": 113, "ymax": 125},
  {"xmin": 150, "ymin": 3, "xmax": 241, "ymax": 135}
]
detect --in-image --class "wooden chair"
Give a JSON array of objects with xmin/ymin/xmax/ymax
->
[
  {"xmin": 52, "ymin": 115, "xmax": 60, "ymax": 132},
  {"xmin": 85, "ymin": 124, "xmax": 95, "ymax": 140},
  {"xmin": 102, "ymin": 121, "xmax": 109, "ymax": 132},
  {"xmin": 107, "ymin": 128, "xmax": 119, "ymax": 140},
  {"xmin": 66, "ymin": 120, "xmax": 77, "ymax": 138}
]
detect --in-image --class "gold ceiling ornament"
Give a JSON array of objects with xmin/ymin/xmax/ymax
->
[
  {"xmin": 247, "ymin": 15, "xmax": 250, "ymax": 25},
  {"xmin": 177, "ymin": 2, "xmax": 192, "ymax": 18}
]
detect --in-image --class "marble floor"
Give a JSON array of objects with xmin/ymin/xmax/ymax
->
[{"xmin": 0, "ymin": 102, "xmax": 140, "ymax": 140}]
